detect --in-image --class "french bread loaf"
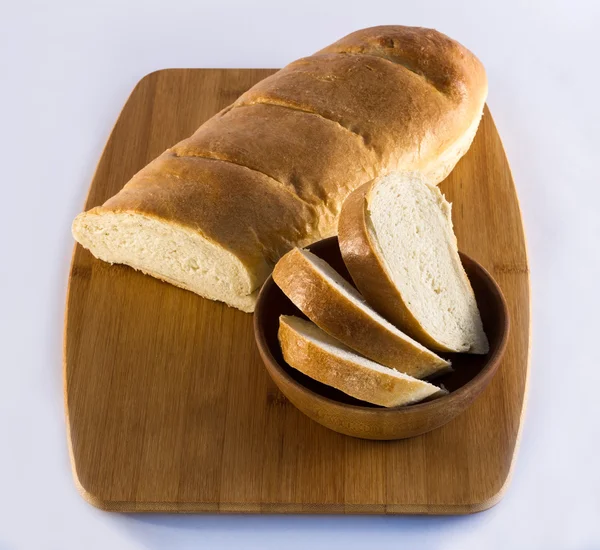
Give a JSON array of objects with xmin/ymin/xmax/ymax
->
[
  {"xmin": 72, "ymin": 26, "xmax": 487, "ymax": 312},
  {"xmin": 273, "ymin": 248, "xmax": 450, "ymax": 378},
  {"xmin": 279, "ymin": 315, "xmax": 446, "ymax": 407},
  {"xmin": 338, "ymin": 172, "xmax": 489, "ymax": 354}
]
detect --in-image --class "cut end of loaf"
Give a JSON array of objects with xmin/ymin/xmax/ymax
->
[{"xmin": 72, "ymin": 209, "xmax": 260, "ymax": 312}]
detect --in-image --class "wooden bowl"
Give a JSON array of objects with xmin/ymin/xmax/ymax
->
[{"xmin": 254, "ymin": 237, "xmax": 509, "ymax": 440}]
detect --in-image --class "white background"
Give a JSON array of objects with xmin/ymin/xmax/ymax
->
[{"xmin": 1, "ymin": 0, "xmax": 599, "ymax": 548}]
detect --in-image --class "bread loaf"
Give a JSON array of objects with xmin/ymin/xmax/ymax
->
[
  {"xmin": 278, "ymin": 315, "xmax": 446, "ymax": 407},
  {"xmin": 273, "ymin": 248, "xmax": 450, "ymax": 378},
  {"xmin": 72, "ymin": 26, "xmax": 487, "ymax": 311},
  {"xmin": 338, "ymin": 172, "xmax": 489, "ymax": 353}
]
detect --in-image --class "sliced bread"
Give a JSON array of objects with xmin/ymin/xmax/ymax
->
[
  {"xmin": 273, "ymin": 248, "xmax": 450, "ymax": 379},
  {"xmin": 338, "ymin": 172, "xmax": 489, "ymax": 354},
  {"xmin": 278, "ymin": 315, "xmax": 446, "ymax": 407}
]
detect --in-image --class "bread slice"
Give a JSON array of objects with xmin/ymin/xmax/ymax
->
[
  {"xmin": 273, "ymin": 248, "xmax": 450, "ymax": 379},
  {"xmin": 279, "ymin": 315, "xmax": 446, "ymax": 407},
  {"xmin": 338, "ymin": 172, "xmax": 489, "ymax": 354}
]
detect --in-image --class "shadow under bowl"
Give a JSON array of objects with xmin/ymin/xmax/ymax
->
[{"xmin": 254, "ymin": 237, "xmax": 510, "ymax": 440}]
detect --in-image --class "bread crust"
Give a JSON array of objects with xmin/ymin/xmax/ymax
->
[
  {"xmin": 174, "ymin": 104, "xmax": 380, "ymax": 224},
  {"xmin": 278, "ymin": 316, "xmax": 444, "ymax": 408},
  {"xmin": 273, "ymin": 249, "xmax": 450, "ymax": 378},
  {"xmin": 235, "ymin": 46, "xmax": 485, "ymax": 178}
]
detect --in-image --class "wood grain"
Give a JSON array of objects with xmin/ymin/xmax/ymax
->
[{"xmin": 64, "ymin": 69, "xmax": 530, "ymax": 514}]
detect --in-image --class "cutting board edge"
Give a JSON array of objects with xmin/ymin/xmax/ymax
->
[{"xmin": 63, "ymin": 68, "xmax": 530, "ymax": 515}]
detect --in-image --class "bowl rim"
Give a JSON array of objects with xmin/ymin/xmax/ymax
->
[{"xmin": 254, "ymin": 238, "xmax": 510, "ymax": 415}]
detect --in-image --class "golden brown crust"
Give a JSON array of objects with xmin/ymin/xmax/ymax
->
[
  {"xmin": 234, "ymin": 26, "xmax": 486, "ymax": 177},
  {"xmin": 173, "ymin": 104, "xmax": 380, "ymax": 222},
  {"xmin": 317, "ymin": 25, "xmax": 487, "ymax": 101},
  {"xmin": 338, "ymin": 181, "xmax": 455, "ymax": 352},
  {"xmin": 278, "ymin": 316, "xmax": 443, "ymax": 407},
  {"xmin": 234, "ymin": 54, "xmax": 451, "ymax": 170},
  {"xmin": 273, "ymin": 249, "xmax": 450, "ymax": 378}
]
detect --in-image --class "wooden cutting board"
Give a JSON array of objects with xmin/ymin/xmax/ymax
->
[{"xmin": 64, "ymin": 69, "xmax": 530, "ymax": 514}]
